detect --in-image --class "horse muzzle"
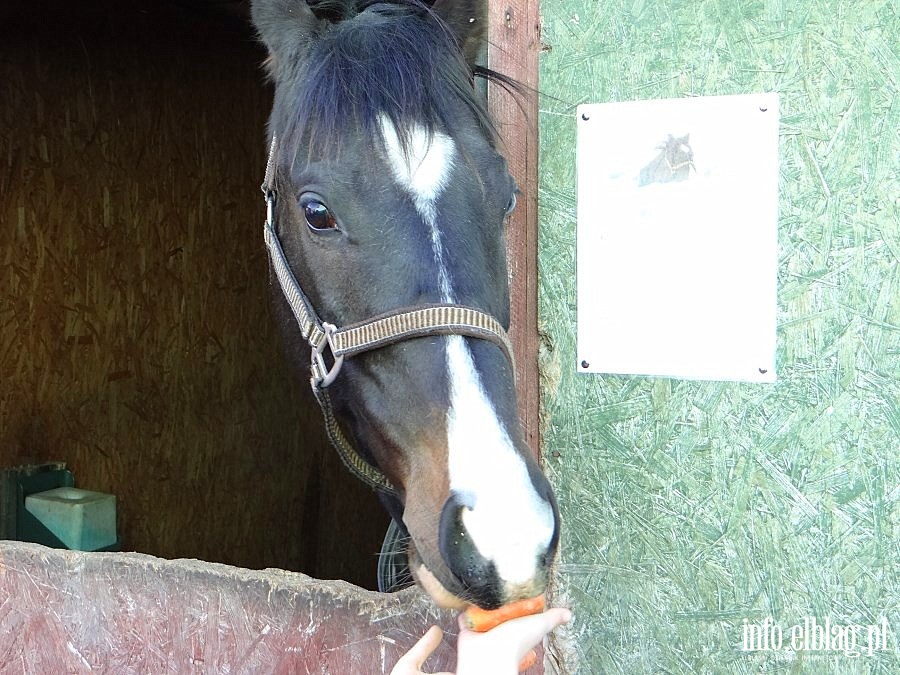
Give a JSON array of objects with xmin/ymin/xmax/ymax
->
[{"xmin": 408, "ymin": 476, "xmax": 560, "ymax": 611}]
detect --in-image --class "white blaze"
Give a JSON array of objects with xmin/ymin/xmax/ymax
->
[
  {"xmin": 445, "ymin": 337, "xmax": 556, "ymax": 584},
  {"xmin": 379, "ymin": 116, "xmax": 456, "ymax": 301},
  {"xmin": 380, "ymin": 115, "xmax": 555, "ymax": 585}
]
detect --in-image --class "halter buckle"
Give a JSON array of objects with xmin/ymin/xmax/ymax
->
[{"xmin": 311, "ymin": 322, "xmax": 344, "ymax": 388}]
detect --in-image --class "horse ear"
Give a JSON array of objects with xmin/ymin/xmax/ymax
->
[
  {"xmin": 430, "ymin": 0, "xmax": 487, "ymax": 66},
  {"xmin": 251, "ymin": 0, "xmax": 322, "ymax": 74}
]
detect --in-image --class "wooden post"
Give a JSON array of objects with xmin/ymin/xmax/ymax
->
[{"xmin": 487, "ymin": 1, "xmax": 542, "ymax": 460}]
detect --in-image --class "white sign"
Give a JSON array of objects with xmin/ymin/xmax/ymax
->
[{"xmin": 576, "ymin": 94, "xmax": 779, "ymax": 382}]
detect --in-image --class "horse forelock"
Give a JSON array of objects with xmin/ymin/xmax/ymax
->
[{"xmin": 268, "ymin": 1, "xmax": 495, "ymax": 167}]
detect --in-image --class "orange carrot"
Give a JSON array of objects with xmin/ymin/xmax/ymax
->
[{"xmin": 462, "ymin": 594, "xmax": 546, "ymax": 633}]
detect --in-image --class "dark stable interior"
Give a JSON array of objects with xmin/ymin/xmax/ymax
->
[{"xmin": 0, "ymin": 0, "xmax": 390, "ymax": 588}]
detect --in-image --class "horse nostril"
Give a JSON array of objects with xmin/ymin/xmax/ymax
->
[
  {"xmin": 439, "ymin": 492, "xmax": 474, "ymax": 557},
  {"xmin": 438, "ymin": 492, "xmax": 496, "ymax": 596},
  {"xmin": 438, "ymin": 486, "xmax": 557, "ymax": 609}
]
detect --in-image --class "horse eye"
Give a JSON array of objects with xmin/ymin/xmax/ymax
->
[
  {"xmin": 505, "ymin": 192, "xmax": 518, "ymax": 216},
  {"xmin": 303, "ymin": 200, "xmax": 338, "ymax": 232}
]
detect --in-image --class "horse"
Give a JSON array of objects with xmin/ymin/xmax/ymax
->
[
  {"xmin": 638, "ymin": 133, "xmax": 695, "ymax": 186},
  {"xmin": 250, "ymin": 0, "xmax": 559, "ymax": 611}
]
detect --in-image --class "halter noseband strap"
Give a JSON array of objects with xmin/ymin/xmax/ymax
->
[{"xmin": 261, "ymin": 136, "xmax": 515, "ymax": 495}]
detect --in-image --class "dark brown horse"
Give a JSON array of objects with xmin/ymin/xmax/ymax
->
[{"xmin": 251, "ymin": 0, "xmax": 559, "ymax": 611}]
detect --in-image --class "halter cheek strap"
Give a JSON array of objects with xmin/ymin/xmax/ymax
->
[{"xmin": 260, "ymin": 136, "xmax": 515, "ymax": 495}]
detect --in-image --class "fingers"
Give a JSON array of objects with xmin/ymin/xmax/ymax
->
[
  {"xmin": 484, "ymin": 607, "xmax": 573, "ymax": 649},
  {"xmin": 457, "ymin": 607, "xmax": 572, "ymax": 645},
  {"xmin": 390, "ymin": 625, "xmax": 443, "ymax": 674},
  {"xmin": 454, "ymin": 607, "xmax": 573, "ymax": 674},
  {"xmin": 392, "ymin": 609, "xmax": 574, "ymax": 675}
]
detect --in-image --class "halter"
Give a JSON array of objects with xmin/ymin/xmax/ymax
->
[{"xmin": 261, "ymin": 137, "xmax": 515, "ymax": 495}]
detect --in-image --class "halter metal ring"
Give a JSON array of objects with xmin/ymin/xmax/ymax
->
[
  {"xmin": 312, "ymin": 322, "xmax": 345, "ymax": 388},
  {"xmin": 265, "ymin": 191, "xmax": 275, "ymax": 227}
]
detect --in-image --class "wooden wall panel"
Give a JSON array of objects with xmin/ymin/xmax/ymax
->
[
  {"xmin": 0, "ymin": 1, "xmax": 387, "ymax": 587},
  {"xmin": 487, "ymin": 0, "xmax": 542, "ymax": 459}
]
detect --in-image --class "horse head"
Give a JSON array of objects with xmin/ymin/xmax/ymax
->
[{"xmin": 251, "ymin": 0, "xmax": 559, "ymax": 611}]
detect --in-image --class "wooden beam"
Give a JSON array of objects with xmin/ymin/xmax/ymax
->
[{"xmin": 487, "ymin": 0, "xmax": 542, "ymax": 460}]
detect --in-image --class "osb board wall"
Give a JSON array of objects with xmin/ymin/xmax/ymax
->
[
  {"xmin": 538, "ymin": 0, "xmax": 898, "ymax": 672},
  {"xmin": 0, "ymin": 1, "xmax": 388, "ymax": 586}
]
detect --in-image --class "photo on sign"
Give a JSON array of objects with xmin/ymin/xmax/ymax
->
[{"xmin": 576, "ymin": 94, "xmax": 779, "ymax": 382}]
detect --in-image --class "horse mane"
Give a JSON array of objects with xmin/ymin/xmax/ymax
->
[{"xmin": 266, "ymin": 0, "xmax": 497, "ymax": 167}]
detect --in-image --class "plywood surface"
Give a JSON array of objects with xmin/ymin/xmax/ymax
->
[
  {"xmin": 0, "ymin": 0, "xmax": 387, "ymax": 584},
  {"xmin": 538, "ymin": 0, "xmax": 899, "ymax": 672}
]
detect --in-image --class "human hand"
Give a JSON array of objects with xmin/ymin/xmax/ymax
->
[
  {"xmin": 390, "ymin": 625, "xmax": 453, "ymax": 675},
  {"xmin": 390, "ymin": 607, "xmax": 572, "ymax": 675},
  {"xmin": 455, "ymin": 607, "xmax": 572, "ymax": 674}
]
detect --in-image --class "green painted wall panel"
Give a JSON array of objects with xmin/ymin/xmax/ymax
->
[{"xmin": 538, "ymin": 1, "xmax": 898, "ymax": 671}]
